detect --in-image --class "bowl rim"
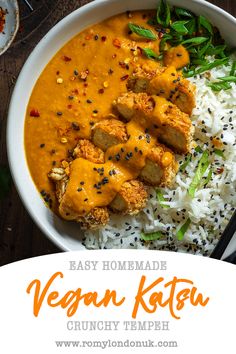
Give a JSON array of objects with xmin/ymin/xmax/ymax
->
[
  {"xmin": 0, "ymin": 0, "xmax": 20, "ymax": 56},
  {"xmin": 6, "ymin": 0, "xmax": 236, "ymax": 253}
]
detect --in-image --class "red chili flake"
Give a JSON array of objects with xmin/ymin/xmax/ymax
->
[
  {"xmin": 120, "ymin": 75, "xmax": 129, "ymax": 81},
  {"xmin": 72, "ymin": 89, "xmax": 79, "ymax": 95},
  {"xmin": 216, "ymin": 167, "xmax": 224, "ymax": 174},
  {"xmin": 112, "ymin": 54, "xmax": 117, "ymax": 59},
  {"xmin": 30, "ymin": 109, "xmax": 40, "ymax": 117},
  {"xmin": 119, "ymin": 61, "xmax": 126, "ymax": 69},
  {"xmin": 101, "ymin": 36, "xmax": 107, "ymax": 42},
  {"xmin": 84, "ymin": 83, "xmax": 88, "ymax": 87},
  {"xmin": 113, "ymin": 38, "xmax": 121, "ymax": 48},
  {"xmin": 98, "ymin": 88, "xmax": 104, "ymax": 94},
  {"xmin": 56, "ymin": 70, "xmax": 60, "ymax": 75},
  {"xmin": 137, "ymin": 46, "xmax": 143, "ymax": 55},
  {"xmin": 62, "ymin": 55, "xmax": 72, "ymax": 62},
  {"xmin": 67, "ymin": 105, "xmax": 73, "ymax": 109},
  {"xmin": 158, "ymin": 32, "xmax": 164, "ymax": 39}
]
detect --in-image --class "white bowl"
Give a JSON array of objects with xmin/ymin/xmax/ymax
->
[
  {"xmin": 7, "ymin": 0, "xmax": 236, "ymax": 251},
  {"xmin": 0, "ymin": 0, "xmax": 19, "ymax": 56}
]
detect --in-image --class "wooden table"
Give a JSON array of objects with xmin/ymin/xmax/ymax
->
[{"xmin": 0, "ymin": 0, "xmax": 235, "ymax": 266}]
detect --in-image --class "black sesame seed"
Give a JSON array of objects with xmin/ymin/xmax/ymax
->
[
  {"xmin": 57, "ymin": 111, "xmax": 63, "ymax": 116},
  {"xmin": 72, "ymin": 122, "xmax": 80, "ymax": 130},
  {"xmin": 74, "ymin": 69, "xmax": 79, "ymax": 75},
  {"xmin": 77, "ymin": 188, "xmax": 82, "ymax": 192},
  {"xmin": 87, "ymin": 99, "xmax": 92, "ymax": 103},
  {"xmin": 94, "ymin": 35, "xmax": 99, "ymax": 40},
  {"xmin": 115, "ymin": 153, "xmax": 121, "ymax": 161},
  {"xmin": 40, "ymin": 144, "xmax": 45, "ymax": 148},
  {"xmin": 80, "ymin": 181, "xmax": 85, "ymax": 185},
  {"xmin": 84, "ymin": 198, "xmax": 88, "ymax": 202}
]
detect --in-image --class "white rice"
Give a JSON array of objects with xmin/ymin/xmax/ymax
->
[{"xmin": 84, "ymin": 56, "xmax": 236, "ymax": 256}]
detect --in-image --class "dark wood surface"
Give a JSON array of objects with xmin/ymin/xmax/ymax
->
[{"xmin": 0, "ymin": 0, "xmax": 235, "ymax": 266}]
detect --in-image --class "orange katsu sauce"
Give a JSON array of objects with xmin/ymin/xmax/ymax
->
[{"xmin": 24, "ymin": 10, "xmax": 188, "ymax": 217}]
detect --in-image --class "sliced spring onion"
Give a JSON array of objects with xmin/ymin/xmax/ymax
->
[
  {"xmin": 181, "ymin": 37, "xmax": 208, "ymax": 46},
  {"xmin": 206, "ymin": 44, "xmax": 227, "ymax": 56},
  {"xmin": 128, "ymin": 23, "xmax": 157, "ymax": 40},
  {"xmin": 156, "ymin": 190, "xmax": 170, "ymax": 209},
  {"xmin": 160, "ymin": 34, "xmax": 173, "ymax": 52},
  {"xmin": 198, "ymin": 40, "xmax": 212, "ymax": 58},
  {"xmin": 179, "ymin": 154, "xmax": 192, "ymax": 172},
  {"xmin": 194, "ymin": 57, "xmax": 229, "ymax": 75},
  {"xmin": 157, "ymin": 0, "xmax": 171, "ymax": 28},
  {"xmin": 185, "ymin": 18, "xmax": 197, "ymax": 35},
  {"xmin": 198, "ymin": 15, "xmax": 213, "ymax": 35},
  {"xmin": 176, "ymin": 218, "xmax": 191, "ymax": 241},
  {"xmin": 141, "ymin": 231, "xmax": 163, "ymax": 241},
  {"xmin": 230, "ymin": 60, "xmax": 236, "ymax": 76},
  {"xmin": 195, "ymin": 146, "xmax": 203, "ymax": 153},
  {"xmin": 175, "ymin": 7, "xmax": 193, "ymax": 19},
  {"xmin": 207, "ymin": 81, "xmax": 232, "ymax": 92},
  {"xmin": 218, "ymin": 76, "xmax": 236, "ymax": 82},
  {"xmin": 202, "ymin": 168, "xmax": 213, "ymax": 187},
  {"xmin": 214, "ymin": 149, "xmax": 226, "ymax": 159},
  {"xmin": 188, "ymin": 151, "xmax": 210, "ymax": 198},
  {"xmin": 171, "ymin": 20, "xmax": 189, "ymax": 35},
  {"xmin": 142, "ymin": 48, "xmax": 163, "ymax": 61}
]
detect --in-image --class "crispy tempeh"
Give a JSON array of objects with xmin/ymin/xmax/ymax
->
[
  {"xmin": 110, "ymin": 180, "xmax": 148, "ymax": 215},
  {"xmin": 92, "ymin": 118, "xmax": 128, "ymax": 151},
  {"xmin": 140, "ymin": 145, "xmax": 178, "ymax": 187},
  {"xmin": 128, "ymin": 64, "xmax": 196, "ymax": 115},
  {"xmin": 114, "ymin": 92, "xmax": 194, "ymax": 153}
]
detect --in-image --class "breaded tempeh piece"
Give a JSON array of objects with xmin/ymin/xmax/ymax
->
[
  {"xmin": 73, "ymin": 139, "xmax": 104, "ymax": 163},
  {"xmin": 140, "ymin": 145, "xmax": 178, "ymax": 187},
  {"xmin": 114, "ymin": 92, "xmax": 153, "ymax": 121},
  {"xmin": 114, "ymin": 92, "xmax": 194, "ymax": 153},
  {"xmin": 48, "ymin": 166, "xmax": 110, "ymax": 229},
  {"xmin": 49, "ymin": 141, "xmax": 108, "ymax": 229},
  {"xmin": 127, "ymin": 64, "xmax": 195, "ymax": 115},
  {"xmin": 127, "ymin": 62, "xmax": 165, "ymax": 92},
  {"xmin": 79, "ymin": 207, "xmax": 110, "ymax": 230},
  {"xmin": 110, "ymin": 180, "xmax": 148, "ymax": 215},
  {"xmin": 92, "ymin": 118, "xmax": 128, "ymax": 151}
]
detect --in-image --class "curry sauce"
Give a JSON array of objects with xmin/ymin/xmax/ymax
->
[{"xmin": 25, "ymin": 10, "xmax": 191, "ymax": 222}]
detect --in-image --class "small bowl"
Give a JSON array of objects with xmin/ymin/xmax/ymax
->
[
  {"xmin": 0, "ymin": 0, "xmax": 19, "ymax": 56},
  {"xmin": 6, "ymin": 0, "xmax": 236, "ymax": 252}
]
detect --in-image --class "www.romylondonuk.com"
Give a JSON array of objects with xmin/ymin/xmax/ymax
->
[{"xmin": 55, "ymin": 339, "xmax": 178, "ymax": 349}]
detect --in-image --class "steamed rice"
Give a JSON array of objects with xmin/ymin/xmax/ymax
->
[{"xmin": 84, "ymin": 56, "xmax": 236, "ymax": 256}]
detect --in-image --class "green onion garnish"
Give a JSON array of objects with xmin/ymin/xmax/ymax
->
[
  {"xmin": 176, "ymin": 218, "xmax": 191, "ymax": 240},
  {"xmin": 214, "ymin": 149, "xmax": 226, "ymax": 159},
  {"xmin": 156, "ymin": 190, "xmax": 170, "ymax": 209},
  {"xmin": 179, "ymin": 154, "xmax": 192, "ymax": 172},
  {"xmin": 202, "ymin": 168, "xmax": 213, "ymax": 187},
  {"xmin": 188, "ymin": 151, "xmax": 210, "ymax": 197},
  {"xmin": 157, "ymin": 0, "xmax": 171, "ymax": 28},
  {"xmin": 141, "ymin": 231, "xmax": 163, "ymax": 241},
  {"xmin": 128, "ymin": 23, "xmax": 157, "ymax": 40},
  {"xmin": 142, "ymin": 48, "xmax": 163, "ymax": 61},
  {"xmin": 195, "ymin": 146, "xmax": 203, "ymax": 153}
]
